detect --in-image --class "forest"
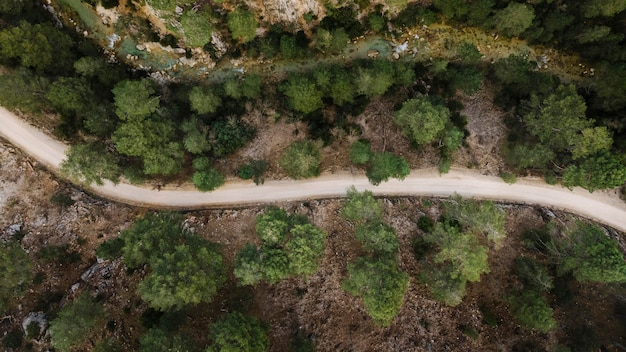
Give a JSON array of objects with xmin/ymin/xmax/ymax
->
[{"xmin": 1, "ymin": 0, "xmax": 626, "ymax": 350}]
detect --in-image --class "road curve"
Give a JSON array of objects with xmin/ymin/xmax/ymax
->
[{"xmin": 1, "ymin": 106, "xmax": 626, "ymax": 231}]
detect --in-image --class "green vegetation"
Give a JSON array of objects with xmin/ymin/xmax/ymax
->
[
  {"xmin": 341, "ymin": 188, "xmax": 408, "ymax": 325},
  {"xmin": 228, "ymin": 9, "xmax": 258, "ymax": 43},
  {"xmin": 394, "ymin": 97, "xmax": 451, "ymax": 146},
  {"xmin": 556, "ymin": 222, "xmax": 626, "ymax": 283},
  {"xmin": 279, "ymin": 141, "xmax": 321, "ymax": 179},
  {"xmin": 342, "ymin": 257, "xmax": 409, "ymax": 326},
  {"xmin": 49, "ymin": 293, "xmax": 104, "ymax": 352},
  {"xmin": 120, "ymin": 212, "xmax": 226, "ymax": 310},
  {"xmin": 234, "ymin": 207, "xmax": 326, "ymax": 285},
  {"xmin": 349, "ymin": 140, "xmax": 411, "ymax": 185},
  {"xmin": 61, "ymin": 142, "xmax": 121, "ymax": 185},
  {"xmin": 0, "ymin": 243, "xmax": 32, "ymax": 313},
  {"xmin": 508, "ymin": 290, "xmax": 556, "ymax": 333},
  {"xmin": 207, "ymin": 312, "xmax": 269, "ymax": 352}
]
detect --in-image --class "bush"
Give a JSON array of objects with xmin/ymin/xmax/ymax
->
[
  {"xmin": 49, "ymin": 294, "xmax": 104, "ymax": 352},
  {"xmin": 349, "ymin": 140, "xmax": 372, "ymax": 165},
  {"xmin": 207, "ymin": 312, "xmax": 269, "ymax": 352},
  {"xmin": 279, "ymin": 141, "xmax": 321, "ymax": 179},
  {"xmin": 341, "ymin": 186, "xmax": 382, "ymax": 222}
]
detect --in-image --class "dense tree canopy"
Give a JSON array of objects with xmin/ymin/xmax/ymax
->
[
  {"xmin": 366, "ymin": 152, "xmax": 410, "ymax": 186},
  {"xmin": 493, "ymin": 2, "xmax": 535, "ymax": 37},
  {"xmin": 120, "ymin": 213, "xmax": 226, "ymax": 310},
  {"xmin": 279, "ymin": 75, "xmax": 324, "ymax": 114},
  {"xmin": 189, "ymin": 86, "xmax": 221, "ymax": 115},
  {"xmin": 61, "ymin": 142, "xmax": 121, "ymax": 186},
  {"xmin": 394, "ymin": 97, "xmax": 451, "ymax": 146}
]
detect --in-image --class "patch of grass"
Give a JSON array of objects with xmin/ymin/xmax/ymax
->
[{"xmin": 459, "ymin": 324, "xmax": 479, "ymax": 339}]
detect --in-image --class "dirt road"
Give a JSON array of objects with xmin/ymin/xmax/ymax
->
[{"xmin": 1, "ymin": 106, "xmax": 625, "ymax": 231}]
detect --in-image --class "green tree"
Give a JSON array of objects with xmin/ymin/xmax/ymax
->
[
  {"xmin": 280, "ymin": 75, "xmax": 324, "ymax": 114},
  {"xmin": 433, "ymin": 0, "xmax": 469, "ymax": 20},
  {"xmin": 140, "ymin": 328, "xmax": 197, "ymax": 352},
  {"xmin": 234, "ymin": 243, "xmax": 264, "ymax": 286},
  {"xmin": 575, "ymin": 25, "xmax": 613, "ymax": 44},
  {"xmin": 46, "ymin": 77, "xmax": 94, "ymax": 116},
  {"xmin": 0, "ymin": 21, "xmax": 74, "ymax": 74},
  {"xmin": 562, "ymin": 152, "xmax": 626, "ymax": 191},
  {"xmin": 355, "ymin": 62, "xmax": 394, "ymax": 97},
  {"xmin": 261, "ymin": 246, "xmax": 291, "ymax": 284},
  {"xmin": 366, "ymin": 152, "xmax": 410, "ymax": 186},
  {"xmin": 329, "ymin": 68, "xmax": 355, "ymax": 105},
  {"xmin": 442, "ymin": 195, "xmax": 507, "ymax": 246},
  {"xmin": 349, "ymin": 140, "xmax": 372, "ymax": 165},
  {"xmin": 189, "ymin": 86, "xmax": 221, "ymax": 115},
  {"xmin": 421, "ymin": 264, "xmax": 467, "ymax": 306},
  {"xmin": 558, "ymin": 223, "xmax": 626, "ymax": 283},
  {"xmin": 286, "ymin": 224, "xmax": 326, "ymax": 276},
  {"xmin": 492, "ymin": 54, "xmax": 534, "ymax": 86},
  {"xmin": 207, "ymin": 312, "xmax": 269, "ymax": 352},
  {"xmin": 279, "ymin": 141, "xmax": 321, "ymax": 179},
  {"xmin": 572, "ymin": 127, "xmax": 613, "ymax": 160},
  {"xmin": 180, "ymin": 10, "xmax": 213, "ymax": 47},
  {"xmin": 0, "ymin": 0, "xmax": 30, "ymax": 15},
  {"xmin": 255, "ymin": 207, "xmax": 290, "ymax": 244},
  {"xmin": 341, "ymin": 186, "xmax": 382, "ymax": 222},
  {"xmin": 49, "ymin": 294, "xmax": 104, "ymax": 352},
  {"xmin": 582, "ymin": 0, "xmax": 626, "ymax": 17},
  {"xmin": 508, "ymin": 291, "xmax": 556, "ymax": 333},
  {"xmin": 111, "ymin": 79, "xmax": 160, "ymax": 120},
  {"xmin": 238, "ymin": 159, "xmax": 268, "ymax": 185},
  {"xmin": 449, "ymin": 67, "xmax": 483, "ymax": 95},
  {"xmin": 467, "ymin": 0, "xmax": 495, "ymax": 26},
  {"xmin": 513, "ymin": 257, "xmax": 554, "ymax": 292},
  {"xmin": 342, "ymin": 257, "xmax": 409, "ymax": 326},
  {"xmin": 425, "ymin": 222, "xmax": 489, "ymax": 282},
  {"xmin": 0, "ymin": 243, "xmax": 32, "ymax": 313},
  {"xmin": 61, "ymin": 142, "xmax": 121, "ymax": 186},
  {"xmin": 113, "ymin": 117, "xmax": 184, "ymax": 175},
  {"xmin": 139, "ymin": 242, "xmax": 226, "ymax": 311},
  {"xmin": 524, "ymin": 84, "xmax": 591, "ymax": 152},
  {"xmin": 280, "ymin": 35, "xmax": 298, "ymax": 59},
  {"xmin": 455, "ymin": 41, "xmax": 482, "ymax": 65},
  {"xmin": 211, "ymin": 117, "xmax": 256, "ymax": 157},
  {"xmin": 394, "ymin": 97, "xmax": 451, "ymax": 146},
  {"xmin": 355, "ymin": 221, "xmax": 399, "ymax": 254},
  {"xmin": 0, "ymin": 68, "xmax": 49, "ymax": 113},
  {"xmin": 120, "ymin": 212, "xmax": 187, "ymax": 268},
  {"xmin": 181, "ymin": 117, "xmax": 211, "ymax": 155},
  {"xmin": 192, "ymin": 157, "xmax": 225, "ymax": 192},
  {"xmin": 493, "ymin": 2, "xmax": 535, "ymax": 37},
  {"xmin": 227, "ymin": 9, "xmax": 258, "ymax": 43},
  {"xmin": 121, "ymin": 213, "xmax": 226, "ymax": 310}
]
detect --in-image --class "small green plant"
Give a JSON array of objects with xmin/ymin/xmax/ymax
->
[
  {"xmin": 96, "ymin": 238, "xmax": 124, "ymax": 260},
  {"xmin": 500, "ymin": 172, "xmax": 517, "ymax": 184},
  {"xmin": 50, "ymin": 191, "xmax": 75, "ymax": 207},
  {"xmin": 26, "ymin": 321, "xmax": 40, "ymax": 339},
  {"xmin": 417, "ymin": 216, "xmax": 435, "ymax": 232},
  {"xmin": 37, "ymin": 245, "xmax": 80, "ymax": 264},
  {"xmin": 2, "ymin": 329, "xmax": 23, "ymax": 349},
  {"xmin": 459, "ymin": 324, "xmax": 479, "ymax": 339}
]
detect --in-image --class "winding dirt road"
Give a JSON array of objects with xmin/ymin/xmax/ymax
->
[{"xmin": 1, "ymin": 106, "xmax": 625, "ymax": 231}]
